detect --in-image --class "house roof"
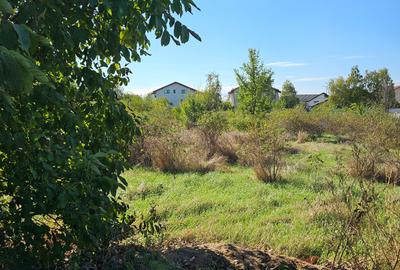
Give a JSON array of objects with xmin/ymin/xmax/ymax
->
[
  {"xmin": 228, "ymin": 87, "xmax": 281, "ymax": 95},
  {"xmin": 395, "ymin": 85, "xmax": 400, "ymax": 91},
  {"xmin": 296, "ymin": 93, "xmax": 328, "ymax": 102},
  {"xmin": 150, "ymin": 81, "xmax": 197, "ymax": 95}
]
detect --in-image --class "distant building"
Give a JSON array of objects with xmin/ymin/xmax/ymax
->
[
  {"xmin": 395, "ymin": 85, "xmax": 400, "ymax": 104},
  {"xmin": 228, "ymin": 87, "xmax": 281, "ymax": 108},
  {"xmin": 150, "ymin": 82, "xmax": 197, "ymax": 106},
  {"xmin": 296, "ymin": 93, "xmax": 329, "ymax": 110}
]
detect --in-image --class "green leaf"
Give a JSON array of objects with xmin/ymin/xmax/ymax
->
[
  {"xmin": 57, "ymin": 192, "xmax": 68, "ymax": 209},
  {"xmin": 160, "ymin": 31, "xmax": 170, "ymax": 46},
  {"xmin": 94, "ymin": 152, "xmax": 108, "ymax": 158},
  {"xmin": 0, "ymin": 21, "xmax": 18, "ymax": 49},
  {"xmin": 90, "ymin": 163, "xmax": 101, "ymax": 175},
  {"xmin": 0, "ymin": 0, "xmax": 13, "ymax": 14},
  {"xmin": 0, "ymin": 46, "xmax": 51, "ymax": 93},
  {"xmin": 13, "ymin": 24, "xmax": 31, "ymax": 52},
  {"xmin": 188, "ymin": 29, "xmax": 201, "ymax": 42},
  {"xmin": 173, "ymin": 21, "xmax": 182, "ymax": 38},
  {"xmin": 180, "ymin": 25, "xmax": 189, "ymax": 43}
]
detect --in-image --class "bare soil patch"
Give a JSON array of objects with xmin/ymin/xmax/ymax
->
[{"xmin": 163, "ymin": 242, "xmax": 327, "ymax": 270}]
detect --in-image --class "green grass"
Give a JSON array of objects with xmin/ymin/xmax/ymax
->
[{"xmin": 122, "ymin": 141, "xmax": 399, "ymax": 261}]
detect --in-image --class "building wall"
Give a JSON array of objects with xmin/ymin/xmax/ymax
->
[
  {"xmin": 306, "ymin": 94, "xmax": 328, "ymax": 109},
  {"xmin": 152, "ymin": 82, "xmax": 196, "ymax": 106},
  {"xmin": 228, "ymin": 92, "xmax": 238, "ymax": 108},
  {"xmin": 395, "ymin": 87, "xmax": 400, "ymax": 104}
]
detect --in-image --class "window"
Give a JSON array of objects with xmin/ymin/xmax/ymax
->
[
  {"xmin": 181, "ymin": 89, "xmax": 186, "ymax": 94},
  {"xmin": 165, "ymin": 89, "xmax": 170, "ymax": 94},
  {"xmin": 173, "ymin": 89, "xmax": 176, "ymax": 94}
]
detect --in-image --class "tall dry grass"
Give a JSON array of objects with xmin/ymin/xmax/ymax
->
[{"xmin": 145, "ymin": 129, "xmax": 226, "ymax": 173}]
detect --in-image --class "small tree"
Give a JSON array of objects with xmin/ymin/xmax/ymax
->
[
  {"xmin": 235, "ymin": 49, "xmax": 275, "ymax": 114},
  {"xmin": 180, "ymin": 91, "xmax": 205, "ymax": 125},
  {"xmin": 280, "ymin": 80, "xmax": 299, "ymax": 108},
  {"xmin": 180, "ymin": 72, "xmax": 223, "ymax": 125},
  {"xmin": 197, "ymin": 111, "xmax": 228, "ymax": 156},
  {"xmin": 203, "ymin": 72, "xmax": 223, "ymax": 111}
]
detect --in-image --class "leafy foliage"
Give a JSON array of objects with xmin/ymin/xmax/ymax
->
[
  {"xmin": 279, "ymin": 80, "xmax": 299, "ymax": 108},
  {"xmin": 0, "ymin": 0, "xmax": 200, "ymax": 268},
  {"xmin": 328, "ymin": 66, "xmax": 395, "ymax": 109},
  {"xmin": 180, "ymin": 73, "xmax": 223, "ymax": 124},
  {"xmin": 235, "ymin": 49, "xmax": 275, "ymax": 114}
]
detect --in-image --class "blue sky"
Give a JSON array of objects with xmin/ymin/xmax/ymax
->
[{"xmin": 125, "ymin": 0, "xmax": 400, "ymax": 98}]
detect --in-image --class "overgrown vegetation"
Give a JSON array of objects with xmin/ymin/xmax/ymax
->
[
  {"xmin": 2, "ymin": 0, "xmax": 399, "ymax": 267},
  {"xmin": 121, "ymin": 89, "xmax": 400, "ymax": 267}
]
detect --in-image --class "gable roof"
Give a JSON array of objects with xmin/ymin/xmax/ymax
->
[
  {"xmin": 296, "ymin": 93, "xmax": 328, "ymax": 102},
  {"xmin": 150, "ymin": 81, "xmax": 197, "ymax": 95},
  {"xmin": 228, "ymin": 87, "xmax": 281, "ymax": 95}
]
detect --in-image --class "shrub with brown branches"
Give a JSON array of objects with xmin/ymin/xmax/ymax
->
[
  {"xmin": 327, "ymin": 171, "xmax": 400, "ymax": 269},
  {"xmin": 217, "ymin": 131, "xmax": 250, "ymax": 164},
  {"xmin": 241, "ymin": 124, "xmax": 287, "ymax": 182},
  {"xmin": 145, "ymin": 129, "xmax": 226, "ymax": 173}
]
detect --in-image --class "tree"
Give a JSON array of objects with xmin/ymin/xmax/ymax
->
[
  {"xmin": 203, "ymin": 72, "xmax": 223, "ymax": 111},
  {"xmin": 329, "ymin": 66, "xmax": 368, "ymax": 107},
  {"xmin": 235, "ymin": 49, "xmax": 275, "ymax": 114},
  {"xmin": 328, "ymin": 66, "xmax": 395, "ymax": 109},
  {"xmin": 180, "ymin": 72, "xmax": 223, "ymax": 124},
  {"xmin": 280, "ymin": 80, "xmax": 299, "ymax": 108},
  {"xmin": 180, "ymin": 91, "xmax": 206, "ymax": 125},
  {"xmin": 364, "ymin": 68, "xmax": 395, "ymax": 110},
  {"xmin": 0, "ymin": 0, "xmax": 200, "ymax": 267}
]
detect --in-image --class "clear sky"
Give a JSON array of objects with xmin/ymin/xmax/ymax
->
[{"xmin": 125, "ymin": 0, "xmax": 400, "ymax": 98}]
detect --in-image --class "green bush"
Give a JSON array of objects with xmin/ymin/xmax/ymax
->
[
  {"xmin": 269, "ymin": 106, "xmax": 324, "ymax": 138},
  {"xmin": 0, "ymin": 84, "xmax": 138, "ymax": 267},
  {"xmin": 197, "ymin": 111, "xmax": 228, "ymax": 156},
  {"xmin": 124, "ymin": 96, "xmax": 183, "ymax": 166},
  {"xmin": 225, "ymin": 110, "xmax": 257, "ymax": 131}
]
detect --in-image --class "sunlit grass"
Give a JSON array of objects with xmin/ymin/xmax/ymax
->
[{"xmin": 122, "ymin": 141, "xmax": 399, "ymax": 260}]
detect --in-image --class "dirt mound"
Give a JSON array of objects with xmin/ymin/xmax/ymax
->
[{"xmin": 163, "ymin": 243, "xmax": 326, "ymax": 270}]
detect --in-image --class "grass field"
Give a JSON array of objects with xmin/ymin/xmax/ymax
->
[{"xmin": 122, "ymin": 140, "xmax": 400, "ymax": 262}]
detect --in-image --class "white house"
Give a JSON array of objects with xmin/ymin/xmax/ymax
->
[
  {"xmin": 296, "ymin": 93, "xmax": 329, "ymax": 110},
  {"xmin": 228, "ymin": 87, "xmax": 281, "ymax": 108},
  {"xmin": 395, "ymin": 85, "xmax": 400, "ymax": 104},
  {"xmin": 149, "ymin": 82, "xmax": 197, "ymax": 106}
]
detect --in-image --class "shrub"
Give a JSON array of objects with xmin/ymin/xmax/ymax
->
[
  {"xmin": 217, "ymin": 131, "xmax": 250, "ymax": 164},
  {"xmin": 344, "ymin": 108, "xmax": 400, "ymax": 183},
  {"xmin": 126, "ymin": 97, "xmax": 183, "ymax": 166},
  {"xmin": 224, "ymin": 111, "xmax": 257, "ymax": 131},
  {"xmin": 197, "ymin": 111, "xmax": 228, "ymax": 157},
  {"xmin": 328, "ymin": 173, "xmax": 400, "ymax": 269},
  {"xmin": 180, "ymin": 73, "xmax": 223, "ymax": 126},
  {"xmin": 348, "ymin": 143, "xmax": 380, "ymax": 180},
  {"xmin": 145, "ymin": 129, "xmax": 226, "ymax": 173},
  {"xmin": 242, "ymin": 123, "xmax": 286, "ymax": 182},
  {"xmin": 269, "ymin": 106, "xmax": 324, "ymax": 138}
]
